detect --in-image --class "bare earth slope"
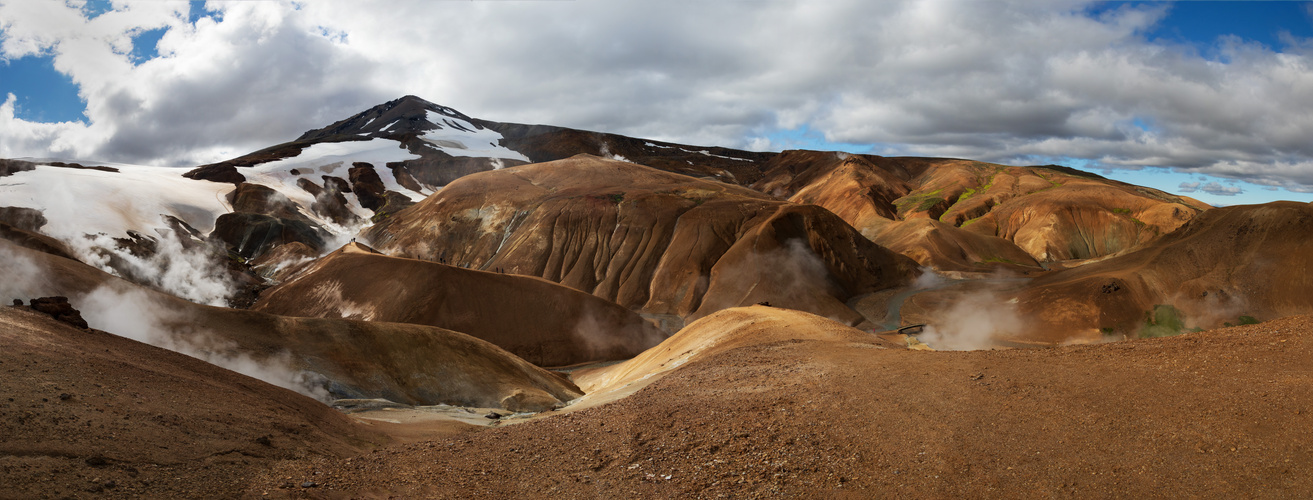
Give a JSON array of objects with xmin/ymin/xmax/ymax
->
[
  {"xmin": 0, "ymin": 306, "xmax": 384, "ymax": 499},
  {"xmin": 366, "ymin": 154, "xmax": 919, "ymax": 327},
  {"xmin": 250, "ymin": 310, "xmax": 1313, "ymax": 498},
  {"xmin": 573, "ymin": 306, "xmax": 874, "ymax": 405},
  {"xmin": 753, "ymin": 151, "xmax": 1209, "ymax": 271},
  {"xmin": 1015, "ymin": 200, "xmax": 1313, "ymax": 343},
  {"xmin": 253, "ymin": 242, "xmax": 667, "ymax": 367},
  {"xmin": 1, "ymin": 239, "xmax": 582, "ymax": 411}
]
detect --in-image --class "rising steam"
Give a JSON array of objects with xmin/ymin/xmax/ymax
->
[
  {"xmin": 697, "ymin": 238, "xmax": 838, "ymax": 317},
  {"xmin": 598, "ymin": 143, "xmax": 631, "ymax": 163},
  {"xmin": 0, "ymin": 244, "xmax": 45, "ymax": 301},
  {"xmin": 68, "ymin": 231, "xmax": 236, "ymax": 307},
  {"xmin": 918, "ymin": 290, "xmax": 1023, "ymax": 350},
  {"xmin": 571, "ymin": 303, "xmax": 666, "ymax": 360},
  {"xmin": 77, "ymin": 285, "xmax": 331, "ymax": 402}
]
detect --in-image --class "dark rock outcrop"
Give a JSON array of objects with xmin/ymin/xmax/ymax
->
[
  {"xmin": 211, "ymin": 213, "xmax": 328, "ymax": 260},
  {"xmin": 348, "ymin": 163, "xmax": 387, "ymax": 211},
  {"xmin": 347, "ymin": 163, "xmax": 415, "ymax": 218},
  {"xmin": 0, "ymin": 207, "xmax": 48, "ymax": 232},
  {"xmin": 296, "ymin": 178, "xmax": 360, "ymax": 227},
  {"xmin": 226, "ymin": 183, "xmax": 304, "ymax": 220},
  {"xmin": 182, "ymin": 163, "xmax": 246, "ymax": 184},
  {"xmin": 0, "ymin": 159, "xmax": 36, "ymax": 177},
  {"xmin": 29, "ymin": 296, "xmax": 88, "ymax": 329}
]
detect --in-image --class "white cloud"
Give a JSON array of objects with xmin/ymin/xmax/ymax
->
[
  {"xmin": 1180, "ymin": 180, "xmax": 1243, "ymax": 196},
  {"xmin": 0, "ymin": 0, "xmax": 1311, "ymax": 193}
]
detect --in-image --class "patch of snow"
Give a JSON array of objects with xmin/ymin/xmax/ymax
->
[
  {"xmin": 419, "ymin": 110, "xmax": 530, "ymax": 162},
  {"xmin": 247, "ymin": 139, "xmax": 432, "ymax": 208},
  {"xmin": 0, "ymin": 163, "xmax": 231, "ymax": 240},
  {"xmin": 678, "ymin": 147, "xmax": 754, "ymax": 162},
  {"xmin": 645, "ymin": 142, "xmax": 672, "ymax": 149}
]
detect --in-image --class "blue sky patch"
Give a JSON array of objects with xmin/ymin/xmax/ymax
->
[
  {"xmin": 765, "ymin": 125, "xmax": 875, "ymax": 155},
  {"xmin": 1147, "ymin": 1, "xmax": 1313, "ymax": 52},
  {"xmin": 82, "ymin": 0, "xmax": 113, "ymax": 20},
  {"xmin": 0, "ymin": 55, "xmax": 85, "ymax": 123},
  {"xmin": 130, "ymin": 28, "xmax": 168, "ymax": 64},
  {"xmin": 1089, "ymin": 1, "xmax": 1313, "ymax": 53},
  {"xmin": 188, "ymin": 0, "xmax": 222, "ymax": 24}
]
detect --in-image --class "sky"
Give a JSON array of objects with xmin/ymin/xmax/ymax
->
[{"xmin": 2, "ymin": 1, "xmax": 1313, "ymax": 207}]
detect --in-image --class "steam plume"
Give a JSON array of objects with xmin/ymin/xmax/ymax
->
[
  {"xmin": 77, "ymin": 285, "xmax": 331, "ymax": 402},
  {"xmin": 919, "ymin": 290, "xmax": 1023, "ymax": 350}
]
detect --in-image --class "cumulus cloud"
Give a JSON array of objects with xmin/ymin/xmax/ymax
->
[
  {"xmin": 1, "ymin": 0, "xmax": 1312, "ymax": 192},
  {"xmin": 1180, "ymin": 180, "xmax": 1243, "ymax": 196}
]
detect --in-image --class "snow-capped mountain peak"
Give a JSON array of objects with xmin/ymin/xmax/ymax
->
[{"xmin": 296, "ymin": 95, "xmax": 480, "ymax": 142}]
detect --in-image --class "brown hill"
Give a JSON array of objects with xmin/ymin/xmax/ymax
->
[
  {"xmin": 0, "ymin": 305, "xmax": 383, "ymax": 498},
  {"xmin": 249, "ymin": 311, "xmax": 1313, "ymax": 498},
  {"xmin": 573, "ymin": 305, "xmax": 875, "ymax": 404},
  {"xmin": 0, "ymin": 239, "xmax": 582, "ymax": 411},
  {"xmin": 365, "ymin": 154, "xmax": 920, "ymax": 327},
  {"xmin": 752, "ymin": 151, "xmax": 1209, "ymax": 271},
  {"xmin": 252, "ymin": 242, "xmax": 667, "ymax": 367},
  {"xmin": 870, "ymin": 218, "xmax": 1041, "ymax": 273},
  {"xmin": 1013, "ymin": 201, "xmax": 1313, "ymax": 343}
]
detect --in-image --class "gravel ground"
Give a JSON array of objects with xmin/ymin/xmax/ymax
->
[{"xmin": 249, "ymin": 315, "xmax": 1313, "ymax": 499}]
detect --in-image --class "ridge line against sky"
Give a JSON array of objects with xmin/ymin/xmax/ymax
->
[{"xmin": 2, "ymin": 0, "xmax": 1313, "ymax": 206}]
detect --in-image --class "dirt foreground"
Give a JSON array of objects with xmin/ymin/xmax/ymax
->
[
  {"xmin": 251, "ymin": 310, "xmax": 1313, "ymax": 498},
  {"xmin": 0, "ymin": 307, "xmax": 386, "ymax": 499}
]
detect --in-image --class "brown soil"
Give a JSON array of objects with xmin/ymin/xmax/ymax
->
[
  {"xmin": 241, "ymin": 308, "xmax": 1313, "ymax": 498},
  {"xmin": 0, "ymin": 306, "xmax": 385, "ymax": 499}
]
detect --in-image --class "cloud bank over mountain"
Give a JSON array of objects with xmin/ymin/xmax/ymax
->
[{"xmin": 2, "ymin": 0, "xmax": 1313, "ymax": 193}]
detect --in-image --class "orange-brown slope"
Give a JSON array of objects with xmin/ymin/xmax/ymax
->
[
  {"xmin": 1015, "ymin": 201, "xmax": 1313, "ymax": 342},
  {"xmin": 366, "ymin": 154, "xmax": 919, "ymax": 327},
  {"xmin": 0, "ymin": 306, "xmax": 383, "ymax": 499},
  {"xmin": 252, "ymin": 242, "xmax": 667, "ymax": 367},
  {"xmin": 253, "ymin": 313, "xmax": 1313, "ymax": 498},
  {"xmin": 752, "ymin": 151, "xmax": 1208, "ymax": 269},
  {"xmin": 573, "ymin": 305, "xmax": 875, "ymax": 401},
  {"xmin": 1, "ymin": 239, "xmax": 582, "ymax": 411},
  {"xmin": 871, "ymin": 218, "xmax": 1042, "ymax": 273}
]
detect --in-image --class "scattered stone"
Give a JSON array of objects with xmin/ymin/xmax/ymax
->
[
  {"xmin": 59, "ymin": 393, "xmax": 71, "ymax": 401},
  {"xmin": 255, "ymin": 435, "xmax": 273, "ymax": 447},
  {"xmin": 484, "ymin": 412, "xmax": 503, "ymax": 420},
  {"xmin": 11, "ymin": 299, "xmax": 21, "ymax": 306},
  {"xmin": 85, "ymin": 456, "xmax": 109, "ymax": 467},
  {"xmin": 301, "ymin": 481, "xmax": 317, "ymax": 488}
]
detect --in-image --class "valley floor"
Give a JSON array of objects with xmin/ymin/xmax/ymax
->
[{"xmin": 247, "ymin": 314, "xmax": 1313, "ymax": 498}]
